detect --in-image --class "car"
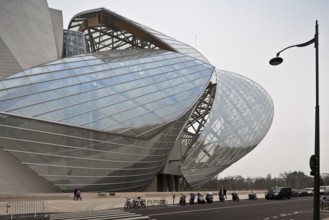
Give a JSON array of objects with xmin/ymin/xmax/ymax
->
[
  {"xmin": 292, "ymin": 189, "xmax": 299, "ymax": 197},
  {"xmin": 304, "ymin": 187, "xmax": 314, "ymax": 196},
  {"xmin": 320, "ymin": 186, "xmax": 329, "ymax": 195},
  {"xmin": 298, "ymin": 190, "xmax": 309, "ymax": 197},
  {"xmin": 265, "ymin": 187, "xmax": 292, "ymax": 200}
]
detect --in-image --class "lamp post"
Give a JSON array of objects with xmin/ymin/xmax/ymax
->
[{"xmin": 269, "ymin": 20, "xmax": 320, "ymax": 220}]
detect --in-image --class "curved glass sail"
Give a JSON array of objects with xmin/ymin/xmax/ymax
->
[
  {"xmin": 0, "ymin": 50, "xmax": 213, "ymax": 137},
  {"xmin": 180, "ymin": 69, "xmax": 274, "ymax": 189},
  {"xmin": 0, "ymin": 50, "xmax": 213, "ymax": 192}
]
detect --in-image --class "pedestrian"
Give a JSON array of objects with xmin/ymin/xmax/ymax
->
[
  {"xmin": 218, "ymin": 188, "xmax": 224, "ymax": 202},
  {"xmin": 73, "ymin": 188, "xmax": 78, "ymax": 200},
  {"xmin": 76, "ymin": 188, "xmax": 82, "ymax": 200},
  {"xmin": 223, "ymin": 188, "xmax": 227, "ymax": 199}
]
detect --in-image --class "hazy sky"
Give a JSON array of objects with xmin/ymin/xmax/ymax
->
[{"xmin": 48, "ymin": 0, "xmax": 329, "ymax": 178}]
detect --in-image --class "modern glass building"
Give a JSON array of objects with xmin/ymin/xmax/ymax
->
[{"xmin": 0, "ymin": 1, "xmax": 274, "ymax": 193}]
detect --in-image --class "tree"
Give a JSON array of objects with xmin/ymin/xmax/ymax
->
[
  {"xmin": 321, "ymin": 173, "xmax": 329, "ymax": 185},
  {"xmin": 279, "ymin": 171, "xmax": 313, "ymax": 189},
  {"xmin": 199, "ymin": 170, "xmax": 315, "ymax": 191}
]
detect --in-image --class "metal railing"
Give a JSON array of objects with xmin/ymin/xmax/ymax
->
[
  {"xmin": 123, "ymin": 197, "xmax": 168, "ymax": 209},
  {"xmin": 6, "ymin": 201, "xmax": 44, "ymax": 217}
]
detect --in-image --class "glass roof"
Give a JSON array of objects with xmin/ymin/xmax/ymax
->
[
  {"xmin": 0, "ymin": 50, "xmax": 213, "ymax": 137},
  {"xmin": 68, "ymin": 8, "xmax": 210, "ymax": 64}
]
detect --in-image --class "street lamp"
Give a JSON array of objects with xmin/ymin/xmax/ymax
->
[{"xmin": 269, "ymin": 20, "xmax": 320, "ymax": 220}]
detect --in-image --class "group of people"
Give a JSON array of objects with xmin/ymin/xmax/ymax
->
[{"xmin": 73, "ymin": 188, "xmax": 82, "ymax": 200}]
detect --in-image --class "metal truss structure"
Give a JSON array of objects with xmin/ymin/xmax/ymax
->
[
  {"xmin": 68, "ymin": 8, "xmax": 174, "ymax": 52},
  {"xmin": 181, "ymin": 82, "xmax": 217, "ymax": 158}
]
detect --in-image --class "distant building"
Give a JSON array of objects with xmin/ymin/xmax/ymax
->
[{"xmin": 0, "ymin": 1, "xmax": 274, "ymax": 193}]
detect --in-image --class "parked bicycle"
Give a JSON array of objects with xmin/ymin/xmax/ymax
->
[
  {"xmin": 132, "ymin": 197, "xmax": 146, "ymax": 209},
  {"xmin": 124, "ymin": 198, "xmax": 133, "ymax": 209},
  {"xmin": 248, "ymin": 191, "xmax": 258, "ymax": 200},
  {"xmin": 231, "ymin": 192, "xmax": 240, "ymax": 202},
  {"xmin": 179, "ymin": 194, "xmax": 186, "ymax": 206},
  {"xmin": 124, "ymin": 197, "xmax": 146, "ymax": 209},
  {"xmin": 159, "ymin": 197, "xmax": 168, "ymax": 207}
]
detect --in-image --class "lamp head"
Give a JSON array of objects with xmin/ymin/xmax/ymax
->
[{"xmin": 269, "ymin": 56, "xmax": 283, "ymax": 66}]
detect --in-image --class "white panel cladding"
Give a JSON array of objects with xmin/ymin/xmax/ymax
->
[
  {"xmin": 161, "ymin": 142, "xmax": 183, "ymax": 175},
  {"xmin": 0, "ymin": 37, "xmax": 22, "ymax": 79},
  {"xmin": 0, "ymin": 0, "xmax": 61, "ymax": 71},
  {"xmin": 49, "ymin": 8, "xmax": 64, "ymax": 58},
  {"xmin": 0, "ymin": 149, "xmax": 60, "ymax": 193}
]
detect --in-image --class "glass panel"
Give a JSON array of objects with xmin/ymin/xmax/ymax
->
[
  {"xmin": 6, "ymin": 85, "xmax": 37, "ymax": 99},
  {"xmin": 37, "ymin": 112, "xmax": 54, "ymax": 121},
  {"xmin": 15, "ymin": 94, "xmax": 42, "ymax": 109},
  {"xmin": 108, "ymin": 84, "xmax": 125, "ymax": 94},
  {"xmin": 73, "ymin": 66, "xmax": 93, "ymax": 75},
  {"xmin": 89, "ymin": 96, "xmax": 112, "ymax": 109},
  {"xmin": 100, "ymin": 76, "xmax": 121, "ymax": 87},
  {"xmin": 0, "ymin": 89, "xmax": 9, "ymax": 100},
  {"xmin": 142, "ymin": 84, "xmax": 158, "ymax": 94},
  {"xmin": 33, "ymin": 80, "xmax": 60, "ymax": 92},
  {"xmin": 137, "ymin": 77, "xmax": 154, "ymax": 86},
  {"xmin": 122, "ymin": 80, "xmax": 140, "ymax": 91},
  {"xmin": 39, "ymin": 89, "xmax": 65, "ymax": 101},
  {"xmin": 152, "ymin": 74, "xmax": 166, "ymax": 83},
  {"xmin": 13, "ymin": 103, "xmax": 49, "ymax": 116},
  {"xmin": 2, "ymin": 77, "xmax": 31, "ymax": 88},
  {"xmin": 86, "ymin": 59, "xmax": 103, "ymax": 65},
  {"xmin": 24, "ymin": 66, "xmax": 49, "ymax": 75},
  {"xmin": 118, "ymin": 73, "xmax": 135, "ymax": 82},
  {"xmin": 45, "ymin": 98, "xmax": 68, "ymax": 110},
  {"xmin": 78, "ymin": 73, "xmax": 95, "ymax": 83},
  {"xmin": 116, "ymin": 100, "xmax": 135, "ymax": 112},
  {"xmin": 67, "ymin": 61, "xmax": 88, "ymax": 69},
  {"xmin": 57, "ymin": 77, "xmax": 80, "ymax": 87},
  {"xmin": 49, "ymin": 107, "xmax": 71, "ymax": 120},
  {"xmin": 61, "ymin": 84, "xmax": 82, "ymax": 96},
  {"xmin": 51, "ymin": 69, "xmax": 74, "ymax": 79},
  {"xmin": 6, "ymin": 72, "xmax": 25, "ymax": 79},
  {"xmin": 46, "ymin": 63, "xmax": 70, "ymax": 71},
  {"xmin": 85, "ymin": 88, "xmax": 110, "ymax": 99},
  {"xmin": 0, "ymin": 98, "xmax": 19, "ymax": 111}
]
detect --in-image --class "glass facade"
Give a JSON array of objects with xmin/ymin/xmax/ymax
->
[
  {"xmin": 0, "ymin": 4, "xmax": 274, "ymax": 192},
  {"xmin": 63, "ymin": 30, "xmax": 86, "ymax": 57},
  {"xmin": 0, "ymin": 111, "xmax": 191, "ymax": 192},
  {"xmin": 0, "ymin": 49, "xmax": 213, "ymax": 192},
  {"xmin": 0, "ymin": 50, "xmax": 213, "ymax": 137},
  {"xmin": 180, "ymin": 70, "xmax": 274, "ymax": 189}
]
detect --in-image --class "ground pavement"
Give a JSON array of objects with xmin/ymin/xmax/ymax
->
[{"xmin": 0, "ymin": 191, "xmax": 258, "ymax": 215}]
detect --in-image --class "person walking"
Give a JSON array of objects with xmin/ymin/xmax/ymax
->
[
  {"xmin": 73, "ymin": 188, "xmax": 78, "ymax": 200},
  {"xmin": 223, "ymin": 188, "xmax": 227, "ymax": 199},
  {"xmin": 218, "ymin": 188, "xmax": 224, "ymax": 202},
  {"xmin": 76, "ymin": 189, "xmax": 82, "ymax": 200}
]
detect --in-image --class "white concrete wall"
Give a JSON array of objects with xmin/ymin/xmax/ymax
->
[
  {"xmin": 0, "ymin": 149, "xmax": 61, "ymax": 193},
  {"xmin": 0, "ymin": 0, "xmax": 63, "ymax": 76},
  {"xmin": 0, "ymin": 37, "xmax": 22, "ymax": 79}
]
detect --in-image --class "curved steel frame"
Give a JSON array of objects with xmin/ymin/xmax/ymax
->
[
  {"xmin": 68, "ymin": 8, "xmax": 174, "ymax": 52},
  {"xmin": 181, "ymin": 81, "xmax": 217, "ymax": 158}
]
